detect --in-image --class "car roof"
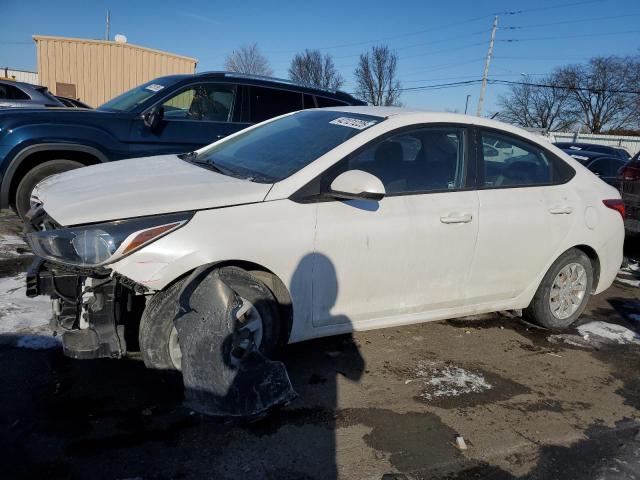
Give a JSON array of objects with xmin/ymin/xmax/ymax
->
[
  {"xmin": 191, "ymin": 71, "xmax": 362, "ymax": 101},
  {"xmin": 560, "ymin": 149, "xmax": 621, "ymax": 160},
  {"xmin": 317, "ymin": 106, "xmax": 555, "ymax": 140},
  {"xmin": 554, "ymin": 142, "xmax": 619, "ymax": 151},
  {"xmin": 0, "ymin": 79, "xmax": 37, "ymax": 89}
]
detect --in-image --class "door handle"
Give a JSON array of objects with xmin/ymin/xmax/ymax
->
[
  {"xmin": 440, "ymin": 214, "xmax": 473, "ymax": 224},
  {"xmin": 548, "ymin": 206, "xmax": 573, "ymax": 215}
]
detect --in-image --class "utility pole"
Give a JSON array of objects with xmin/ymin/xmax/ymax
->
[
  {"xmin": 464, "ymin": 94, "xmax": 471, "ymax": 114},
  {"xmin": 105, "ymin": 10, "xmax": 111, "ymax": 41},
  {"xmin": 476, "ymin": 15, "xmax": 498, "ymax": 117}
]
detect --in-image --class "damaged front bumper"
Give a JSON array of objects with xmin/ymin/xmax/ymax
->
[{"xmin": 26, "ymin": 258, "xmax": 146, "ymax": 359}]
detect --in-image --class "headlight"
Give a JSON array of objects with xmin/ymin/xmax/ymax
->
[{"xmin": 27, "ymin": 211, "xmax": 193, "ymax": 267}]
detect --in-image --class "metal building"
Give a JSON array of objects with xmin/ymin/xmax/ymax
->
[{"xmin": 33, "ymin": 35, "xmax": 197, "ymax": 107}]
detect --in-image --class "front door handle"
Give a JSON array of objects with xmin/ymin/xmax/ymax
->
[
  {"xmin": 440, "ymin": 214, "xmax": 473, "ymax": 224},
  {"xmin": 548, "ymin": 206, "xmax": 573, "ymax": 215}
]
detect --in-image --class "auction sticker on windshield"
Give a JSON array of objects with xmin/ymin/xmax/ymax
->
[{"xmin": 329, "ymin": 117, "xmax": 378, "ymax": 130}]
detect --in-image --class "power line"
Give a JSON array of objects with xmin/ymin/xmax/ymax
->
[
  {"xmin": 490, "ymin": 79, "xmax": 640, "ymax": 95},
  {"xmin": 342, "ymin": 77, "xmax": 640, "ymax": 95},
  {"xmin": 264, "ymin": 14, "xmax": 493, "ymax": 55},
  {"xmin": 501, "ymin": 12, "xmax": 640, "ymax": 29},
  {"xmin": 330, "ymin": 31, "xmax": 487, "ymax": 60},
  {"xmin": 494, "ymin": 0, "xmax": 603, "ymax": 16},
  {"xmin": 499, "ymin": 30, "xmax": 640, "ymax": 42}
]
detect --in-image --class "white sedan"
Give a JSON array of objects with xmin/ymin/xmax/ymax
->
[{"xmin": 27, "ymin": 106, "xmax": 624, "ymax": 373}]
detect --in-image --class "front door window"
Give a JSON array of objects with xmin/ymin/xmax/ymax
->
[{"xmin": 161, "ymin": 84, "xmax": 236, "ymax": 122}]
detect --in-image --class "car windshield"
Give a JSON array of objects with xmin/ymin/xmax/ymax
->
[
  {"xmin": 98, "ymin": 79, "xmax": 176, "ymax": 112},
  {"xmin": 194, "ymin": 110, "xmax": 383, "ymax": 182}
]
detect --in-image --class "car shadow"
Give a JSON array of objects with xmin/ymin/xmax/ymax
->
[{"xmin": 0, "ymin": 253, "xmax": 365, "ymax": 480}]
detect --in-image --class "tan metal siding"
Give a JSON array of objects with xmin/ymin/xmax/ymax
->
[{"xmin": 33, "ymin": 35, "xmax": 197, "ymax": 107}]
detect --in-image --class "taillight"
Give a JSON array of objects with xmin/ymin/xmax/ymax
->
[
  {"xmin": 603, "ymin": 199, "xmax": 625, "ymax": 219},
  {"xmin": 618, "ymin": 165, "xmax": 640, "ymax": 181}
]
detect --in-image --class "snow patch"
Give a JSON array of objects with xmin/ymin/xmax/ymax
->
[
  {"xmin": 0, "ymin": 234, "xmax": 28, "ymax": 257},
  {"xmin": 0, "ymin": 274, "xmax": 52, "ymax": 333},
  {"xmin": 617, "ymin": 277, "xmax": 640, "ymax": 288},
  {"xmin": 412, "ymin": 360, "xmax": 492, "ymax": 400},
  {"xmin": 0, "ymin": 273, "xmax": 57, "ymax": 349},
  {"xmin": 576, "ymin": 321, "xmax": 640, "ymax": 345}
]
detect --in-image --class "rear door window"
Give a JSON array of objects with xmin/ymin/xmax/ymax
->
[
  {"xmin": 481, "ymin": 131, "xmax": 553, "ymax": 187},
  {"xmin": 249, "ymin": 86, "xmax": 303, "ymax": 123}
]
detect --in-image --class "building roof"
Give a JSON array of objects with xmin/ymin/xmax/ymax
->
[{"xmin": 32, "ymin": 35, "xmax": 198, "ymax": 64}]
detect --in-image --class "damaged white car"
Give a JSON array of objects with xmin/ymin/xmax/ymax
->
[{"xmin": 25, "ymin": 107, "xmax": 624, "ymax": 413}]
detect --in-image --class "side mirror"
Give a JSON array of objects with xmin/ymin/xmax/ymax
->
[
  {"xmin": 143, "ymin": 106, "xmax": 164, "ymax": 130},
  {"xmin": 329, "ymin": 170, "xmax": 385, "ymax": 201}
]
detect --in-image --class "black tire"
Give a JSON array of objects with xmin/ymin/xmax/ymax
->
[
  {"xmin": 15, "ymin": 159, "xmax": 84, "ymax": 219},
  {"xmin": 524, "ymin": 248, "xmax": 594, "ymax": 331},
  {"xmin": 139, "ymin": 267, "xmax": 281, "ymax": 370}
]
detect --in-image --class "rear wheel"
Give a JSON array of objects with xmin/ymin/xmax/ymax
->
[
  {"xmin": 15, "ymin": 159, "xmax": 84, "ymax": 218},
  {"xmin": 139, "ymin": 267, "xmax": 280, "ymax": 370},
  {"xmin": 524, "ymin": 248, "xmax": 594, "ymax": 331}
]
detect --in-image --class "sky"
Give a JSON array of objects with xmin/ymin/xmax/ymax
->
[{"xmin": 1, "ymin": 0, "xmax": 639, "ymax": 114}]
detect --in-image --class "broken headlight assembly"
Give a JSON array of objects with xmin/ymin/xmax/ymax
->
[{"xmin": 26, "ymin": 211, "xmax": 193, "ymax": 267}]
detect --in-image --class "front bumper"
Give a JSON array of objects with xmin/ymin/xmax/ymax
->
[{"xmin": 26, "ymin": 258, "xmax": 145, "ymax": 359}]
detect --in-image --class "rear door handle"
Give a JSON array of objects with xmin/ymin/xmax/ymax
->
[
  {"xmin": 548, "ymin": 206, "xmax": 573, "ymax": 215},
  {"xmin": 440, "ymin": 214, "xmax": 473, "ymax": 224}
]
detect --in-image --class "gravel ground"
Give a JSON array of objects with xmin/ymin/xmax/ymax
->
[{"xmin": 0, "ymin": 211, "xmax": 639, "ymax": 480}]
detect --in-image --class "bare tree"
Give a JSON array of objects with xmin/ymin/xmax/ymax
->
[
  {"xmin": 224, "ymin": 43, "xmax": 273, "ymax": 77},
  {"xmin": 497, "ymin": 73, "xmax": 578, "ymax": 131},
  {"xmin": 288, "ymin": 49, "xmax": 344, "ymax": 89},
  {"xmin": 354, "ymin": 45, "xmax": 401, "ymax": 106},
  {"xmin": 556, "ymin": 56, "xmax": 637, "ymax": 133}
]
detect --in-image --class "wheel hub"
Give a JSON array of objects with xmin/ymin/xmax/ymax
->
[{"xmin": 549, "ymin": 262, "xmax": 587, "ymax": 320}]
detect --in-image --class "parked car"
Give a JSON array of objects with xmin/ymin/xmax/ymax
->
[
  {"xmin": 25, "ymin": 108, "xmax": 623, "ymax": 393},
  {"xmin": 0, "ymin": 72, "xmax": 364, "ymax": 218},
  {"xmin": 54, "ymin": 95, "xmax": 91, "ymax": 109},
  {"xmin": 559, "ymin": 149, "xmax": 626, "ymax": 187},
  {"xmin": 619, "ymin": 153, "xmax": 640, "ymax": 235},
  {"xmin": 0, "ymin": 79, "xmax": 64, "ymax": 108},
  {"xmin": 554, "ymin": 142, "xmax": 630, "ymax": 161}
]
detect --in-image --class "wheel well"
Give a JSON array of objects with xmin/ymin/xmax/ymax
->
[
  {"xmin": 573, "ymin": 245, "xmax": 600, "ymax": 292},
  {"xmin": 159, "ymin": 260, "xmax": 294, "ymax": 347},
  {"xmin": 9, "ymin": 149, "xmax": 100, "ymax": 209}
]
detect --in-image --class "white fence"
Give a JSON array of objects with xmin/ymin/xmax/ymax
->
[
  {"xmin": 0, "ymin": 68, "xmax": 39, "ymax": 85},
  {"xmin": 549, "ymin": 131, "xmax": 640, "ymax": 156}
]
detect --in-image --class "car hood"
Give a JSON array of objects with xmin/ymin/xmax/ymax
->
[{"xmin": 34, "ymin": 155, "xmax": 273, "ymax": 226}]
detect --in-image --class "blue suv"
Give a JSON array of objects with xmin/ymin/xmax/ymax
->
[{"xmin": 0, "ymin": 72, "xmax": 364, "ymax": 218}]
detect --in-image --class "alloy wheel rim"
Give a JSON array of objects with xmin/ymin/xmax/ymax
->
[
  {"xmin": 549, "ymin": 262, "xmax": 587, "ymax": 320},
  {"xmin": 168, "ymin": 297, "xmax": 263, "ymax": 371}
]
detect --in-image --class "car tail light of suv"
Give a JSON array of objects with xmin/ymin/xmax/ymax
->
[{"xmin": 603, "ymin": 199, "xmax": 625, "ymax": 219}]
